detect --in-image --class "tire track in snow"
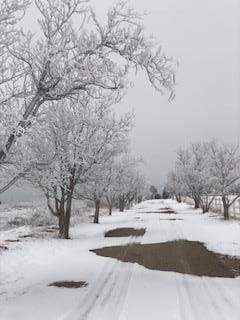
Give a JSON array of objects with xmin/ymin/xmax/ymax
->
[
  {"xmin": 157, "ymin": 213, "xmax": 196, "ymax": 320},
  {"xmin": 61, "ymin": 214, "xmax": 146, "ymax": 320},
  {"xmin": 173, "ymin": 219, "xmax": 237, "ymax": 320}
]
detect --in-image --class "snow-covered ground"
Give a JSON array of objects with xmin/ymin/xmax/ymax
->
[{"xmin": 1, "ymin": 200, "xmax": 240, "ymax": 320}]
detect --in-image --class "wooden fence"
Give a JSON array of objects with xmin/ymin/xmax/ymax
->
[{"xmin": 182, "ymin": 196, "xmax": 240, "ymax": 218}]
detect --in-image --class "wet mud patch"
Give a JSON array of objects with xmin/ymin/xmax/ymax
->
[
  {"xmin": 158, "ymin": 209, "xmax": 175, "ymax": 214},
  {"xmin": 141, "ymin": 209, "xmax": 175, "ymax": 214},
  {"xmin": 91, "ymin": 240, "xmax": 240, "ymax": 278},
  {"xmin": 20, "ymin": 234, "xmax": 34, "ymax": 238},
  {"xmin": 159, "ymin": 218, "xmax": 184, "ymax": 221},
  {"xmin": 0, "ymin": 245, "xmax": 8, "ymax": 251},
  {"xmin": 105, "ymin": 228, "xmax": 146, "ymax": 237},
  {"xmin": 48, "ymin": 281, "xmax": 88, "ymax": 289}
]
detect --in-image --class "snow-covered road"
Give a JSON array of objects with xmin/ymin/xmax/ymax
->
[{"xmin": 1, "ymin": 200, "xmax": 240, "ymax": 320}]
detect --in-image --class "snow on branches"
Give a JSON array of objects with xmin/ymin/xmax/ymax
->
[
  {"xmin": 166, "ymin": 140, "xmax": 240, "ymax": 219},
  {"xmin": 0, "ymin": 0, "xmax": 176, "ymax": 163}
]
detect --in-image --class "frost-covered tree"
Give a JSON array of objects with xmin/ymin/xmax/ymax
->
[
  {"xmin": 0, "ymin": 0, "xmax": 176, "ymax": 170},
  {"xmin": 74, "ymin": 137, "xmax": 129, "ymax": 224},
  {"xmin": 208, "ymin": 140, "xmax": 240, "ymax": 219},
  {"xmin": 168, "ymin": 140, "xmax": 240, "ymax": 218},
  {"xmin": 112, "ymin": 156, "xmax": 145, "ymax": 212},
  {"xmin": 0, "ymin": 0, "xmax": 30, "ymax": 179},
  {"xmin": 0, "ymin": 0, "xmax": 29, "ymax": 89},
  {"xmin": 150, "ymin": 185, "xmax": 158, "ymax": 199},
  {"xmin": 166, "ymin": 169, "xmax": 186, "ymax": 203},
  {"xmin": 23, "ymin": 95, "xmax": 132, "ymax": 237},
  {"xmin": 176, "ymin": 142, "xmax": 216, "ymax": 212}
]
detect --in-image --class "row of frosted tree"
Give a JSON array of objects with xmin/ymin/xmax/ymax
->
[
  {"xmin": 166, "ymin": 140, "xmax": 240, "ymax": 220},
  {"xmin": 0, "ymin": 0, "xmax": 175, "ymax": 238}
]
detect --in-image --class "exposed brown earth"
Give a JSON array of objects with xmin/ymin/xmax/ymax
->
[
  {"xmin": 48, "ymin": 281, "xmax": 88, "ymax": 288},
  {"xmin": 20, "ymin": 234, "xmax": 34, "ymax": 238},
  {"xmin": 91, "ymin": 240, "xmax": 240, "ymax": 278},
  {"xmin": 105, "ymin": 228, "xmax": 146, "ymax": 238},
  {"xmin": 140, "ymin": 210, "xmax": 175, "ymax": 214},
  {"xmin": 159, "ymin": 218, "xmax": 184, "ymax": 221},
  {"xmin": 0, "ymin": 245, "xmax": 8, "ymax": 251}
]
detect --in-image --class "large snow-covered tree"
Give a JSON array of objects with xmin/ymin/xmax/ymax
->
[
  {"xmin": 168, "ymin": 140, "xmax": 240, "ymax": 218},
  {"xmin": 23, "ymin": 94, "xmax": 132, "ymax": 237},
  {"xmin": 74, "ymin": 129, "xmax": 130, "ymax": 224},
  {"xmin": 208, "ymin": 140, "xmax": 240, "ymax": 219},
  {"xmin": 0, "ymin": 0, "xmax": 176, "ymax": 171},
  {"xmin": 111, "ymin": 155, "xmax": 145, "ymax": 212},
  {"xmin": 166, "ymin": 169, "xmax": 186, "ymax": 203},
  {"xmin": 175, "ymin": 142, "xmax": 216, "ymax": 212}
]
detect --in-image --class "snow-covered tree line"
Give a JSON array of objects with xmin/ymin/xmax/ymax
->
[
  {"xmin": 166, "ymin": 140, "xmax": 240, "ymax": 220},
  {"xmin": 0, "ymin": 0, "xmax": 176, "ymax": 238}
]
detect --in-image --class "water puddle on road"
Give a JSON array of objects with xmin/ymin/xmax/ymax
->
[
  {"xmin": 159, "ymin": 218, "xmax": 184, "ymax": 221},
  {"xmin": 105, "ymin": 228, "xmax": 146, "ymax": 237},
  {"xmin": 48, "ymin": 281, "xmax": 88, "ymax": 289},
  {"xmin": 91, "ymin": 240, "xmax": 240, "ymax": 278},
  {"xmin": 141, "ymin": 210, "xmax": 176, "ymax": 214}
]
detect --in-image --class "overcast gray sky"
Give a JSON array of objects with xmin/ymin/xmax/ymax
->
[
  {"xmin": 1, "ymin": 0, "xmax": 240, "ymax": 203},
  {"xmin": 89, "ymin": 0, "xmax": 240, "ymax": 186},
  {"xmin": 23, "ymin": 0, "xmax": 240, "ymax": 185}
]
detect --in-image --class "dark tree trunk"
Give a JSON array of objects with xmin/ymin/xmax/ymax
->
[
  {"xmin": 222, "ymin": 196, "xmax": 230, "ymax": 220},
  {"xmin": 64, "ymin": 192, "xmax": 73, "ymax": 239},
  {"xmin": 174, "ymin": 193, "xmax": 182, "ymax": 203},
  {"xmin": 194, "ymin": 197, "xmax": 200, "ymax": 209},
  {"xmin": 119, "ymin": 199, "xmax": 125, "ymax": 212},
  {"xmin": 57, "ymin": 178, "xmax": 74, "ymax": 239},
  {"xmin": 0, "ymin": 94, "xmax": 43, "ymax": 163},
  {"xmin": 94, "ymin": 199, "xmax": 100, "ymax": 224},
  {"xmin": 108, "ymin": 203, "xmax": 112, "ymax": 216},
  {"xmin": 202, "ymin": 206, "xmax": 208, "ymax": 214},
  {"xmin": 58, "ymin": 197, "xmax": 67, "ymax": 239},
  {"xmin": 106, "ymin": 197, "xmax": 112, "ymax": 216}
]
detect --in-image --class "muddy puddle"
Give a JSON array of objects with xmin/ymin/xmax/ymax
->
[
  {"xmin": 0, "ymin": 245, "xmax": 8, "ymax": 251},
  {"xmin": 105, "ymin": 228, "xmax": 146, "ymax": 237},
  {"xmin": 91, "ymin": 240, "xmax": 240, "ymax": 278},
  {"xmin": 48, "ymin": 281, "xmax": 88, "ymax": 288},
  {"xmin": 160, "ymin": 218, "xmax": 183, "ymax": 221},
  {"xmin": 140, "ymin": 209, "xmax": 175, "ymax": 214}
]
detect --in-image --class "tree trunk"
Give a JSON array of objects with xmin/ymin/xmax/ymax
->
[
  {"xmin": 202, "ymin": 206, "xmax": 208, "ymax": 214},
  {"xmin": 64, "ymin": 192, "xmax": 73, "ymax": 239},
  {"xmin": 175, "ymin": 193, "xmax": 182, "ymax": 203},
  {"xmin": 119, "ymin": 199, "xmax": 125, "ymax": 212},
  {"xmin": 94, "ymin": 199, "xmax": 100, "ymax": 224},
  {"xmin": 222, "ymin": 196, "xmax": 230, "ymax": 220},
  {"xmin": 106, "ymin": 197, "xmax": 112, "ymax": 216},
  {"xmin": 0, "ymin": 93, "xmax": 43, "ymax": 163},
  {"xmin": 193, "ymin": 197, "xmax": 200, "ymax": 209},
  {"xmin": 58, "ymin": 200, "xmax": 67, "ymax": 239},
  {"xmin": 200, "ymin": 200, "xmax": 208, "ymax": 213},
  {"xmin": 57, "ymin": 186, "xmax": 73, "ymax": 239},
  {"xmin": 108, "ymin": 203, "xmax": 112, "ymax": 216}
]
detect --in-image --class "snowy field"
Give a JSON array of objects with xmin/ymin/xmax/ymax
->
[{"xmin": 1, "ymin": 200, "xmax": 240, "ymax": 320}]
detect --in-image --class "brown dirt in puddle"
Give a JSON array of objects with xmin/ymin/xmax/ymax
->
[
  {"xmin": 141, "ymin": 210, "xmax": 175, "ymax": 214},
  {"xmin": 105, "ymin": 228, "xmax": 146, "ymax": 237},
  {"xmin": 48, "ymin": 281, "xmax": 88, "ymax": 288},
  {"xmin": 160, "ymin": 218, "xmax": 184, "ymax": 221},
  {"xmin": 91, "ymin": 240, "xmax": 240, "ymax": 278},
  {"xmin": 0, "ymin": 245, "xmax": 8, "ymax": 251}
]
